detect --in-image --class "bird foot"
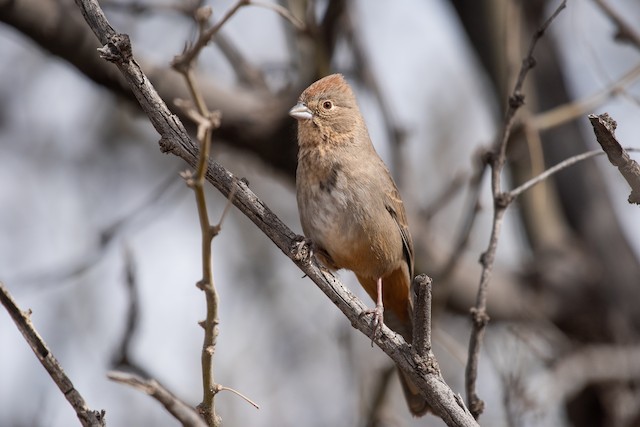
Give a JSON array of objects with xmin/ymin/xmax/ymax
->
[
  {"xmin": 360, "ymin": 302, "xmax": 384, "ymax": 347},
  {"xmin": 291, "ymin": 235, "xmax": 314, "ymax": 263}
]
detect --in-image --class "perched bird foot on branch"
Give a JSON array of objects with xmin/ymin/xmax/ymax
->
[{"xmin": 291, "ymin": 235, "xmax": 314, "ymax": 263}]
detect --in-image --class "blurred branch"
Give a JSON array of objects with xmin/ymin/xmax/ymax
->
[
  {"xmin": 464, "ymin": 0, "xmax": 567, "ymax": 418},
  {"xmin": 343, "ymin": 8, "xmax": 407, "ymax": 179},
  {"xmin": 108, "ymin": 371, "xmax": 207, "ymax": 427},
  {"xmin": 593, "ymin": 0, "xmax": 640, "ymax": 50},
  {"xmin": 363, "ymin": 365, "xmax": 395, "ymax": 427},
  {"xmin": 530, "ymin": 63, "xmax": 640, "ymax": 132},
  {"xmin": 0, "ymin": 282, "xmax": 106, "ymax": 427},
  {"xmin": 589, "ymin": 113, "xmax": 640, "ymax": 204},
  {"xmin": 172, "ymin": 0, "xmax": 304, "ymax": 72},
  {"xmin": 422, "ymin": 171, "xmax": 467, "ymax": 221},
  {"xmin": 111, "ymin": 247, "xmax": 153, "ymax": 377},
  {"xmin": 100, "ymin": 0, "xmax": 202, "ymax": 16},
  {"xmin": 250, "ymin": 0, "xmax": 305, "ymax": 31},
  {"xmin": 438, "ymin": 154, "xmax": 487, "ymax": 281},
  {"xmin": 528, "ymin": 344, "xmax": 640, "ymax": 406},
  {"xmin": 14, "ymin": 169, "xmax": 182, "ymax": 287},
  {"xmin": 72, "ymin": 1, "xmax": 478, "ymax": 424},
  {"xmin": 0, "ymin": 0, "xmax": 299, "ymax": 176}
]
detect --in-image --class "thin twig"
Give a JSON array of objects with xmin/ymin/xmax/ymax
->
[
  {"xmin": 589, "ymin": 113, "xmax": 640, "ymax": 204},
  {"xmin": 172, "ymin": 0, "xmax": 303, "ymax": 71},
  {"xmin": 178, "ymin": 67, "xmax": 223, "ymax": 426},
  {"xmin": 422, "ymin": 172, "xmax": 468, "ymax": 221},
  {"xmin": 363, "ymin": 365, "xmax": 396, "ymax": 427},
  {"xmin": 438, "ymin": 154, "xmax": 488, "ymax": 281},
  {"xmin": 214, "ymin": 385, "xmax": 260, "ymax": 410},
  {"xmin": 172, "ymin": 0, "xmax": 249, "ymax": 71},
  {"xmin": 0, "ymin": 282, "xmax": 106, "ymax": 427},
  {"xmin": 111, "ymin": 247, "xmax": 152, "ymax": 377},
  {"xmin": 464, "ymin": 0, "xmax": 567, "ymax": 419},
  {"xmin": 108, "ymin": 371, "xmax": 207, "ymax": 427},
  {"xmin": 249, "ymin": 0, "xmax": 305, "ymax": 31}
]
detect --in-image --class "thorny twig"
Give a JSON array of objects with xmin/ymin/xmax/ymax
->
[{"xmin": 464, "ymin": 0, "xmax": 567, "ymax": 419}]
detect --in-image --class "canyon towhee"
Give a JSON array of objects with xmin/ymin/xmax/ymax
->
[{"xmin": 290, "ymin": 74, "xmax": 429, "ymax": 416}]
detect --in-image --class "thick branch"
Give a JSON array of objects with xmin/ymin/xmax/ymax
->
[
  {"xmin": 589, "ymin": 113, "xmax": 640, "ymax": 205},
  {"xmin": 0, "ymin": 0, "xmax": 298, "ymax": 176},
  {"xmin": 0, "ymin": 282, "xmax": 106, "ymax": 427},
  {"xmin": 71, "ymin": 1, "xmax": 477, "ymax": 424}
]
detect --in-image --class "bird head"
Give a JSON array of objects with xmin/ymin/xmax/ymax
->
[{"xmin": 289, "ymin": 74, "xmax": 362, "ymax": 147}]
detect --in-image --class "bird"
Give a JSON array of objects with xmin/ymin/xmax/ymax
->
[{"xmin": 289, "ymin": 73, "xmax": 429, "ymax": 416}]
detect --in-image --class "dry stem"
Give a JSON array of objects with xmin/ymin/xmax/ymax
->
[{"xmin": 464, "ymin": 0, "xmax": 567, "ymax": 418}]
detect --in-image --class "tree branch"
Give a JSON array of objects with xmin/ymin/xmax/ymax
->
[
  {"xmin": 0, "ymin": 282, "xmax": 106, "ymax": 427},
  {"xmin": 464, "ymin": 0, "xmax": 567, "ymax": 418},
  {"xmin": 589, "ymin": 113, "xmax": 640, "ymax": 205},
  {"xmin": 108, "ymin": 371, "xmax": 207, "ymax": 427}
]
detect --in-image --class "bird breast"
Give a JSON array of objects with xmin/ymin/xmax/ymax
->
[{"xmin": 296, "ymin": 150, "xmax": 402, "ymax": 278}]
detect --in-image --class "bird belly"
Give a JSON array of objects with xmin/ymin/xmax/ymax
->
[{"xmin": 298, "ymin": 181, "xmax": 394, "ymax": 278}]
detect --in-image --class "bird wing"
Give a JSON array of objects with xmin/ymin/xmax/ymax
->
[{"xmin": 385, "ymin": 188, "xmax": 414, "ymax": 278}]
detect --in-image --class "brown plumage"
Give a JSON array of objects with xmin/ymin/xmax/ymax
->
[{"xmin": 290, "ymin": 74, "xmax": 429, "ymax": 416}]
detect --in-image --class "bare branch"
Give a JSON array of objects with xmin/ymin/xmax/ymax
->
[
  {"xmin": 589, "ymin": 113, "xmax": 640, "ymax": 204},
  {"xmin": 412, "ymin": 275, "xmax": 435, "ymax": 359},
  {"xmin": 213, "ymin": 385, "xmax": 260, "ymax": 410},
  {"xmin": 531, "ymin": 63, "xmax": 640, "ymax": 132},
  {"xmin": 0, "ymin": 282, "xmax": 106, "ymax": 427},
  {"xmin": 465, "ymin": 0, "xmax": 567, "ymax": 418},
  {"xmin": 108, "ymin": 371, "xmax": 207, "ymax": 427},
  {"xmin": 528, "ymin": 345, "xmax": 640, "ymax": 406}
]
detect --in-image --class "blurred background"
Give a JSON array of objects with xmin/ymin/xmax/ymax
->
[{"xmin": 1, "ymin": 0, "xmax": 640, "ymax": 426}]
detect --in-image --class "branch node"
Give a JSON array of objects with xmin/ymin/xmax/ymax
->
[
  {"xmin": 494, "ymin": 192, "xmax": 512, "ymax": 209},
  {"xmin": 470, "ymin": 307, "xmax": 489, "ymax": 328},
  {"xmin": 97, "ymin": 33, "xmax": 133, "ymax": 64},
  {"xmin": 508, "ymin": 91, "xmax": 525, "ymax": 109},
  {"xmin": 196, "ymin": 280, "xmax": 209, "ymax": 291}
]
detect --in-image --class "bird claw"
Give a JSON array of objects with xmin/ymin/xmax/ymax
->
[
  {"xmin": 360, "ymin": 303, "xmax": 384, "ymax": 347},
  {"xmin": 291, "ymin": 235, "xmax": 314, "ymax": 263}
]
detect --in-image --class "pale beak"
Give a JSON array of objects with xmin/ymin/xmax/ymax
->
[{"xmin": 289, "ymin": 102, "xmax": 313, "ymax": 121}]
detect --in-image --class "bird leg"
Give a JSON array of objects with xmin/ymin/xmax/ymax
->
[{"xmin": 361, "ymin": 277, "xmax": 384, "ymax": 346}]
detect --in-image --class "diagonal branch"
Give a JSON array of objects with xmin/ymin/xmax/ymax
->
[
  {"xmin": 0, "ymin": 282, "xmax": 106, "ymax": 427},
  {"xmin": 108, "ymin": 371, "xmax": 207, "ymax": 427}
]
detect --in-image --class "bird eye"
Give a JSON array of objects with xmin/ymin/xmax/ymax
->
[{"xmin": 322, "ymin": 100, "xmax": 333, "ymax": 110}]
